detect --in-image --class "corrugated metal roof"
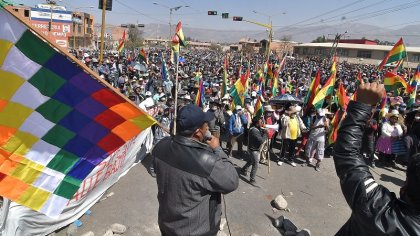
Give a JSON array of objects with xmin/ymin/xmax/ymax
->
[{"xmin": 295, "ymin": 42, "xmax": 420, "ymax": 53}]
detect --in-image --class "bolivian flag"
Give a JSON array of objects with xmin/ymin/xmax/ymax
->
[
  {"xmin": 304, "ymin": 70, "xmax": 321, "ymax": 114},
  {"xmin": 384, "ymin": 71, "xmax": 408, "ymax": 92},
  {"xmin": 378, "ymin": 38, "xmax": 406, "ymax": 71},
  {"xmin": 337, "ymin": 83, "xmax": 349, "ymax": 110},
  {"xmin": 253, "ymin": 96, "xmax": 263, "ymax": 120},
  {"xmin": 312, "ymin": 60, "xmax": 337, "ymax": 109}
]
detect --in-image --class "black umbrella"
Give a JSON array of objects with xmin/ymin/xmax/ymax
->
[{"xmin": 269, "ymin": 94, "xmax": 303, "ymax": 104}]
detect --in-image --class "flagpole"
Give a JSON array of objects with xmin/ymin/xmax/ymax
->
[{"xmin": 173, "ymin": 47, "xmax": 180, "ymax": 135}]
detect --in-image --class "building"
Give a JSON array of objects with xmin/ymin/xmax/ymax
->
[
  {"xmin": 260, "ymin": 39, "xmax": 298, "ymax": 55},
  {"xmin": 93, "ymin": 25, "xmax": 130, "ymax": 51},
  {"xmin": 338, "ymin": 38, "xmax": 378, "ymax": 45},
  {"xmin": 69, "ymin": 11, "xmax": 94, "ymax": 49},
  {"xmin": 294, "ymin": 42, "xmax": 420, "ymax": 68},
  {"xmin": 238, "ymin": 38, "xmax": 260, "ymax": 53},
  {"xmin": 9, "ymin": 3, "xmax": 94, "ymax": 49}
]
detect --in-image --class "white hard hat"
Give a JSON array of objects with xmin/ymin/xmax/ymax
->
[{"xmin": 235, "ymin": 105, "xmax": 242, "ymax": 110}]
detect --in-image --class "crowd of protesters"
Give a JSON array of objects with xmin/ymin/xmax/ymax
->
[{"xmin": 71, "ymin": 47, "xmax": 420, "ymax": 183}]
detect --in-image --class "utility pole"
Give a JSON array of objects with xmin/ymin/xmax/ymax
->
[
  {"xmin": 99, "ymin": 0, "xmax": 107, "ymax": 63},
  {"xmin": 153, "ymin": 3, "xmax": 188, "ymax": 42},
  {"xmin": 329, "ymin": 31, "xmax": 347, "ymax": 60}
]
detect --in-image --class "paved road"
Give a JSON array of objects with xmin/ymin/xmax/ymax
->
[{"xmin": 57, "ymin": 145, "xmax": 406, "ymax": 236}]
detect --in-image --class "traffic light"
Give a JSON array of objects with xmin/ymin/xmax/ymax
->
[
  {"xmin": 98, "ymin": 0, "xmax": 113, "ymax": 11},
  {"xmin": 222, "ymin": 13, "xmax": 229, "ymax": 19},
  {"xmin": 208, "ymin": 11, "xmax": 217, "ymax": 15},
  {"xmin": 233, "ymin": 16, "xmax": 243, "ymax": 21}
]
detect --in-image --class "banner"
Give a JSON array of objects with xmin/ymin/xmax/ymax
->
[
  {"xmin": 30, "ymin": 20, "xmax": 72, "ymax": 48},
  {"xmin": 30, "ymin": 8, "xmax": 72, "ymax": 23},
  {"xmin": 0, "ymin": 128, "xmax": 153, "ymax": 236}
]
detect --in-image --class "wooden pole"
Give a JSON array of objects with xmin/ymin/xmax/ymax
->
[
  {"xmin": 173, "ymin": 47, "xmax": 180, "ymax": 135},
  {"xmin": 99, "ymin": 0, "xmax": 106, "ymax": 64}
]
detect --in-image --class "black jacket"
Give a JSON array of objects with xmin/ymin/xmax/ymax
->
[
  {"xmin": 248, "ymin": 126, "xmax": 267, "ymax": 151},
  {"xmin": 153, "ymin": 135, "xmax": 239, "ymax": 236},
  {"xmin": 333, "ymin": 101, "xmax": 420, "ymax": 236}
]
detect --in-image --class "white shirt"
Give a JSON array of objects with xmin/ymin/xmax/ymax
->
[{"xmin": 381, "ymin": 122, "xmax": 403, "ymax": 138}]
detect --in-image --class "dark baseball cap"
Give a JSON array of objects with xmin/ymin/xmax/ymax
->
[{"xmin": 177, "ymin": 104, "xmax": 214, "ymax": 134}]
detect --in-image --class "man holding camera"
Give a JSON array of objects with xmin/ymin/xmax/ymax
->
[
  {"xmin": 152, "ymin": 104, "xmax": 239, "ymax": 236},
  {"xmin": 334, "ymin": 82, "xmax": 420, "ymax": 235},
  {"xmin": 241, "ymin": 116, "xmax": 267, "ymax": 184}
]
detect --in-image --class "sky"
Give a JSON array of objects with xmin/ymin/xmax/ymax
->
[{"xmin": 14, "ymin": 0, "xmax": 420, "ymax": 33}]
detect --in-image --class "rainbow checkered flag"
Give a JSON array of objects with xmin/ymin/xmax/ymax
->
[{"xmin": 0, "ymin": 6, "xmax": 155, "ymax": 217}]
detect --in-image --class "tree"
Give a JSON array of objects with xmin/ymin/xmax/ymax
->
[
  {"xmin": 210, "ymin": 43, "xmax": 222, "ymax": 52},
  {"xmin": 281, "ymin": 35, "xmax": 292, "ymax": 42},
  {"xmin": 126, "ymin": 25, "xmax": 144, "ymax": 50},
  {"xmin": 311, "ymin": 35, "xmax": 327, "ymax": 43}
]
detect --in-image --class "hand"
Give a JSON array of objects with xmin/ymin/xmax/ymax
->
[
  {"xmin": 206, "ymin": 136, "xmax": 220, "ymax": 150},
  {"xmin": 356, "ymin": 82, "xmax": 385, "ymax": 105}
]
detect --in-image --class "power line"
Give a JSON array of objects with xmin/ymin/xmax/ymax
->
[
  {"xmin": 275, "ymin": 0, "xmax": 366, "ymax": 28},
  {"xmin": 340, "ymin": 0, "xmax": 420, "ymax": 24},
  {"xmin": 316, "ymin": 0, "xmax": 420, "ymax": 26},
  {"xmin": 114, "ymin": 0, "xmax": 167, "ymax": 24},
  {"xmin": 351, "ymin": 20, "xmax": 420, "ymax": 34},
  {"xmin": 291, "ymin": 0, "xmax": 394, "ymax": 28},
  {"xmin": 279, "ymin": 1, "xmax": 420, "ymax": 38}
]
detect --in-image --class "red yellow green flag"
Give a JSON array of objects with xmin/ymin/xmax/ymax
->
[
  {"xmin": 337, "ymin": 83, "xmax": 349, "ymax": 110},
  {"xmin": 378, "ymin": 38, "xmax": 406, "ymax": 71},
  {"xmin": 195, "ymin": 79, "xmax": 205, "ymax": 107},
  {"xmin": 304, "ymin": 70, "xmax": 321, "ymax": 114},
  {"xmin": 139, "ymin": 48, "xmax": 148, "ymax": 64},
  {"xmin": 312, "ymin": 60, "xmax": 337, "ymax": 109},
  {"xmin": 175, "ymin": 21, "xmax": 187, "ymax": 46},
  {"xmin": 328, "ymin": 110, "xmax": 344, "ymax": 145},
  {"xmin": 384, "ymin": 71, "xmax": 408, "ymax": 92},
  {"xmin": 230, "ymin": 71, "xmax": 247, "ymax": 106},
  {"xmin": 272, "ymin": 66, "xmax": 279, "ymax": 97},
  {"xmin": 407, "ymin": 65, "xmax": 420, "ymax": 94},
  {"xmin": 253, "ymin": 96, "xmax": 263, "ymax": 120},
  {"xmin": 117, "ymin": 30, "xmax": 126, "ymax": 54},
  {"xmin": 407, "ymin": 65, "xmax": 419, "ymax": 107}
]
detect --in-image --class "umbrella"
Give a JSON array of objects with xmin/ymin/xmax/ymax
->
[
  {"xmin": 132, "ymin": 62, "xmax": 147, "ymax": 72},
  {"xmin": 269, "ymin": 94, "xmax": 303, "ymax": 104}
]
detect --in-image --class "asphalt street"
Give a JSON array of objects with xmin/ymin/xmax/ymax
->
[{"xmin": 56, "ymin": 144, "xmax": 406, "ymax": 236}]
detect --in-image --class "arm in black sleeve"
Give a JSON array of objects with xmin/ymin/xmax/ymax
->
[
  {"xmin": 333, "ymin": 101, "xmax": 399, "ymax": 234},
  {"xmin": 334, "ymin": 101, "xmax": 372, "ymax": 179}
]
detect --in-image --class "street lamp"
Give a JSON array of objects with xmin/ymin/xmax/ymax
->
[
  {"xmin": 252, "ymin": 10, "xmax": 274, "ymax": 58},
  {"xmin": 153, "ymin": 2, "xmax": 189, "ymax": 40}
]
